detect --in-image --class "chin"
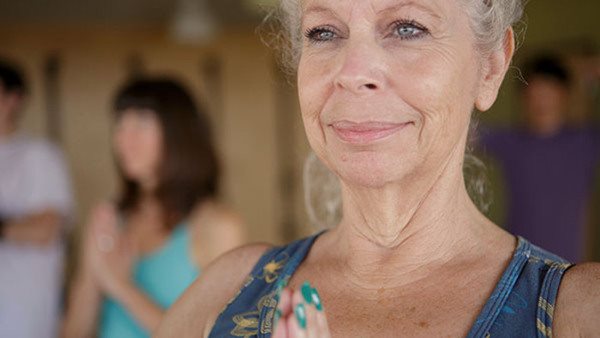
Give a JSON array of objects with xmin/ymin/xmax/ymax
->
[
  {"xmin": 121, "ymin": 165, "xmax": 146, "ymax": 182},
  {"xmin": 326, "ymin": 149, "xmax": 414, "ymax": 189}
]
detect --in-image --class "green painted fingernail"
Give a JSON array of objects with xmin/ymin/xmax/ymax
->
[
  {"xmin": 301, "ymin": 281, "xmax": 313, "ymax": 304},
  {"xmin": 274, "ymin": 281, "xmax": 284, "ymax": 300},
  {"xmin": 311, "ymin": 287, "xmax": 323, "ymax": 311},
  {"xmin": 275, "ymin": 278, "xmax": 287, "ymax": 292},
  {"xmin": 294, "ymin": 303, "xmax": 307, "ymax": 329},
  {"xmin": 276, "ymin": 279, "xmax": 284, "ymax": 289},
  {"xmin": 274, "ymin": 308, "xmax": 282, "ymax": 327}
]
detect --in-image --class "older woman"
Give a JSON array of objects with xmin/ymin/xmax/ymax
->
[{"xmin": 157, "ymin": 0, "xmax": 600, "ymax": 337}]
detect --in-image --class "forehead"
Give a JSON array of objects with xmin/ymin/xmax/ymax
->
[
  {"xmin": 300, "ymin": 0, "xmax": 457, "ymax": 17},
  {"xmin": 116, "ymin": 108, "xmax": 158, "ymax": 121},
  {"xmin": 525, "ymin": 76, "xmax": 568, "ymax": 91}
]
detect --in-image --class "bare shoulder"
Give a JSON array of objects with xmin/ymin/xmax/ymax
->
[
  {"xmin": 155, "ymin": 242, "xmax": 272, "ymax": 338},
  {"xmin": 553, "ymin": 262, "xmax": 600, "ymax": 337},
  {"xmin": 188, "ymin": 201, "xmax": 247, "ymax": 267},
  {"xmin": 189, "ymin": 200, "xmax": 244, "ymax": 235}
]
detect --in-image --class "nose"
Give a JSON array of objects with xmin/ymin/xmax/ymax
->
[{"xmin": 334, "ymin": 41, "xmax": 386, "ymax": 94}]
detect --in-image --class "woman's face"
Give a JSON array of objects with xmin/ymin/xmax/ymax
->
[
  {"xmin": 298, "ymin": 0, "xmax": 498, "ymax": 188},
  {"xmin": 113, "ymin": 109, "xmax": 163, "ymax": 184},
  {"xmin": 523, "ymin": 76, "xmax": 567, "ymax": 135}
]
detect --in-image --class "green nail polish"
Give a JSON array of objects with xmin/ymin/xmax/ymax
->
[
  {"xmin": 274, "ymin": 308, "xmax": 282, "ymax": 327},
  {"xmin": 294, "ymin": 303, "xmax": 307, "ymax": 329},
  {"xmin": 275, "ymin": 278, "xmax": 287, "ymax": 292},
  {"xmin": 274, "ymin": 281, "xmax": 284, "ymax": 300},
  {"xmin": 301, "ymin": 281, "xmax": 313, "ymax": 304},
  {"xmin": 311, "ymin": 287, "xmax": 323, "ymax": 311}
]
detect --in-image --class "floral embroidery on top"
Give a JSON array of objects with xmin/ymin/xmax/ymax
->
[
  {"xmin": 257, "ymin": 253, "xmax": 289, "ymax": 283},
  {"xmin": 230, "ymin": 292, "xmax": 277, "ymax": 337}
]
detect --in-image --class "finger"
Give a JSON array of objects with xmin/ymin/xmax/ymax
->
[
  {"xmin": 311, "ymin": 287, "xmax": 331, "ymax": 338},
  {"xmin": 94, "ymin": 229, "xmax": 117, "ymax": 254},
  {"xmin": 272, "ymin": 314, "xmax": 289, "ymax": 338},
  {"xmin": 91, "ymin": 203, "xmax": 119, "ymax": 233},
  {"xmin": 299, "ymin": 282, "xmax": 319, "ymax": 338},
  {"xmin": 91, "ymin": 203, "xmax": 112, "ymax": 225},
  {"xmin": 274, "ymin": 282, "xmax": 294, "ymax": 337},
  {"xmin": 300, "ymin": 282, "xmax": 332, "ymax": 338},
  {"xmin": 277, "ymin": 287, "xmax": 294, "ymax": 317},
  {"xmin": 120, "ymin": 236, "xmax": 132, "ymax": 252},
  {"xmin": 289, "ymin": 289, "xmax": 307, "ymax": 338}
]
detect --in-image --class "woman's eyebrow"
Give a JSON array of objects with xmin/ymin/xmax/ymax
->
[
  {"xmin": 376, "ymin": 0, "xmax": 443, "ymax": 20},
  {"xmin": 301, "ymin": 5, "xmax": 342, "ymax": 25},
  {"xmin": 303, "ymin": 5, "xmax": 336, "ymax": 17},
  {"xmin": 302, "ymin": 5, "xmax": 337, "ymax": 17}
]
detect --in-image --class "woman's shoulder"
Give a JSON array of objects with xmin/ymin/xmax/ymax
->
[
  {"xmin": 155, "ymin": 242, "xmax": 273, "ymax": 338},
  {"xmin": 186, "ymin": 200, "xmax": 247, "ymax": 266},
  {"xmin": 188, "ymin": 200, "xmax": 244, "ymax": 234},
  {"xmin": 553, "ymin": 262, "xmax": 600, "ymax": 336}
]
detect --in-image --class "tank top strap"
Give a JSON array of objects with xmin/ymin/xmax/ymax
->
[
  {"xmin": 469, "ymin": 237, "xmax": 572, "ymax": 338},
  {"xmin": 209, "ymin": 231, "xmax": 324, "ymax": 338},
  {"xmin": 535, "ymin": 255, "xmax": 572, "ymax": 337},
  {"xmin": 467, "ymin": 237, "xmax": 531, "ymax": 337}
]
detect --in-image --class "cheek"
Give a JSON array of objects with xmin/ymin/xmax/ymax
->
[
  {"xmin": 526, "ymin": 86, "xmax": 565, "ymax": 112},
  {"xmin": 398, "ymin": 48, "xmax": 478, "ymax": 130},
  {"xmin": 142, "ymin": 130, "xmax": 163, "ymax": 165},
  {"xmin": 298, "ymin": 58, "xmax": 334, "ymax": 145},
  {"xmin": 113, "ymin": 131, "xmax": 132, "ymax": 160},
  {"xmin": 382, "ymin": 53, "xmax": 478, "ymax": 173},
  {"xmin": 298, "ymin": 56, "xmax": 334, "ymax": 114},
  {"xmin": 114, "ymin": 129, "xmax": 162, "ymax": 167}
]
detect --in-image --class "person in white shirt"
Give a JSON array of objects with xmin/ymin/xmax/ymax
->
[{"xmin": 0, "ymin": 58, "xmax": 74, "ymax": 338}]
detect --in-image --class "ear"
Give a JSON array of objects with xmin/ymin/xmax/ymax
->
[{"xmin": 475, "ymin": 28, "xmax": 515, "ymax": 112}]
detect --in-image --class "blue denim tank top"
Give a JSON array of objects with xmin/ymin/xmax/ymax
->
[{"xmin": 209, "ymin": 232, "xmax": 571, "ymax": 338}]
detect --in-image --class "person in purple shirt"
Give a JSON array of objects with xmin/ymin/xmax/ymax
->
[{"xmin": 480, "ymin": 54, "xmax": 600, "ymax": 262}]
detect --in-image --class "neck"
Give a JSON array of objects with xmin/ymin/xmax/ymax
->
[
  {"xmin": 138, "ymin": 192, "xmax": 159, "ymax": 208},
  {"xmin": 324, "ymin": 146, "xmax": 505, "ymax": 290},
  {"xmin": 139, "ymin": 177, "xmax": 158, "ymax": 194},
  {"xmin": 526, "ymin": 110, "xmax": 565, "ymax": 137},
  {"xmin": 133, "ymin": 194, "xmax": 165, "ymax": 228}
]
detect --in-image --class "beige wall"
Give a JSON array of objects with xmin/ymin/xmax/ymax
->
[{"xmin": 0, "ymin": 23, "xmax": 309, "ymax": 245}]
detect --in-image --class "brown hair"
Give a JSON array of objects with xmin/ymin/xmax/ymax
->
[
  {"xmin": 113, "ymin": 77, "xmax": 220, "ymax": 230},
  {"xmin": 0, "ymin": 57, "xmax": 27, "ymax": 94}
]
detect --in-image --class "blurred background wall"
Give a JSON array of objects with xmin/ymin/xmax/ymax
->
[
  {"xmin": 0, "ymin": 0, "xmax": 598, "ymax": 255},
  {"xmin": 0, "ymin": 0, "xmax": 313, "ymax": 248}
]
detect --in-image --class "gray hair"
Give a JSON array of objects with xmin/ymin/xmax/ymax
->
[{"xmin": 464, "ymin": 0, "xmax": 525, "ymax": 55}]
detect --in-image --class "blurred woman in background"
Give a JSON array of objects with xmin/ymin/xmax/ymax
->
[{"xmin": 62, "ymin": 78, "xmax": 245, "ymax": 338}]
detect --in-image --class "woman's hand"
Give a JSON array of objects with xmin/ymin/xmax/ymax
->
[
  {"xmin": 87, "ymin": 203, "xmax": 136, "ymax": 299},
  {"xmin": 273, "ymin": 281, "xmax": 331, "ymax": 338}
]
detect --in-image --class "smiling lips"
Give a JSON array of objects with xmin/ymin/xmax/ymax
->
[{"xmin": 330, "ymin": 121, "xmax": 412, "ymax": 144}]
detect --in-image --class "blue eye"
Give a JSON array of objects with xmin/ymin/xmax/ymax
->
[
  {"xmin": 392, "ymin": 20, "xmax": 428, "ymax": 40},
  {"xmin": 305, "ymin": 27, "xmax": 337, "ymax": 43}
]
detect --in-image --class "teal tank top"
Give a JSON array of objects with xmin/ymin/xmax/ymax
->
[
  {"xmin": 209, "ymin": 233, "xmax": 572, "ymax": 338},
  {"xmin": 99, "ymin": 224, "xmax": 200, "ymax": 338}
]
